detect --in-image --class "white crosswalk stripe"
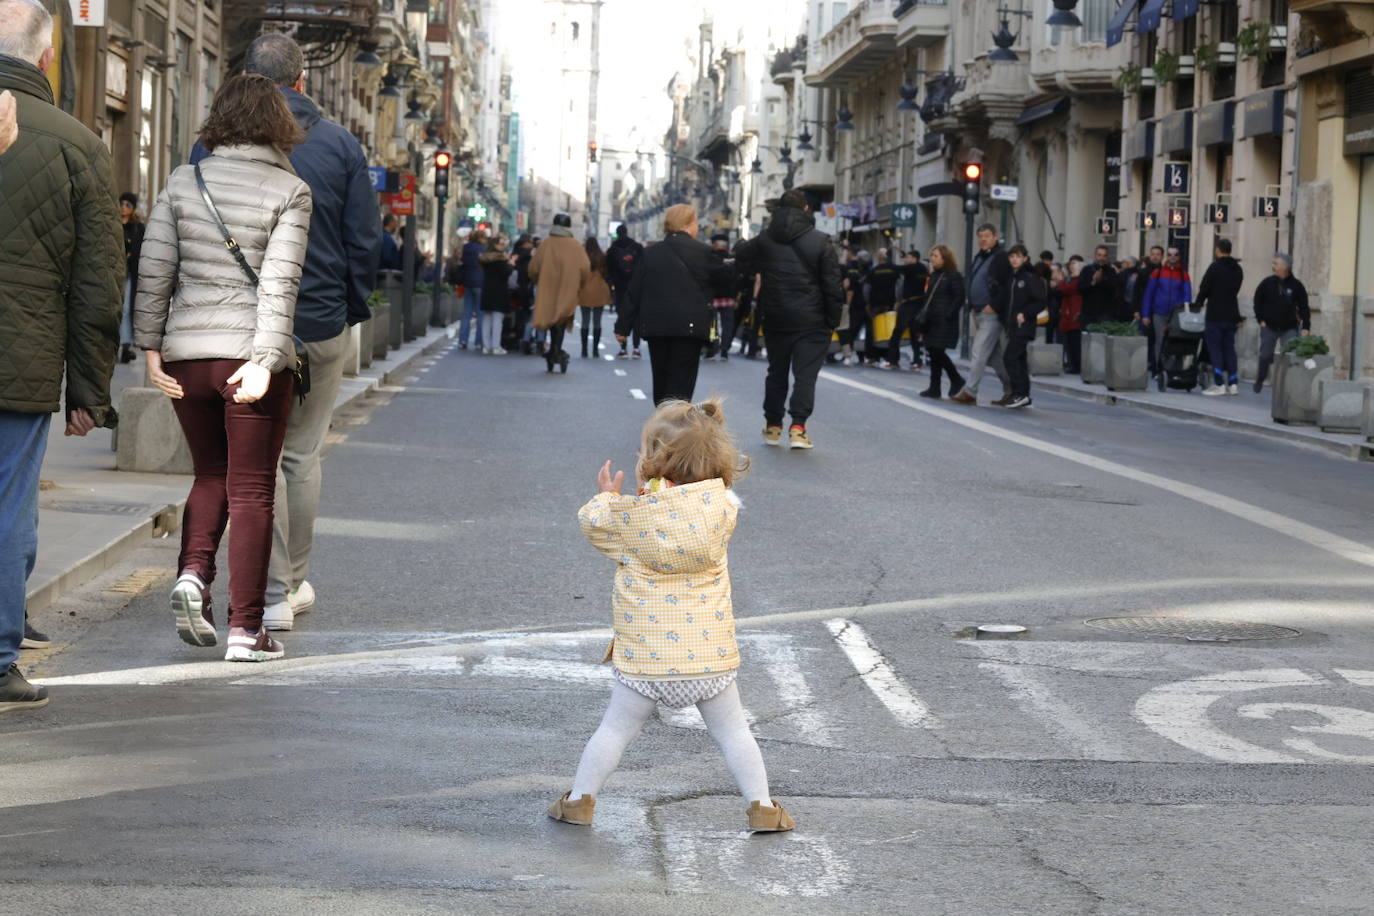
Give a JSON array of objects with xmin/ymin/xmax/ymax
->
[{"xmin": 824, "ymin": 618, "xmax": 936, "ymax": 729}]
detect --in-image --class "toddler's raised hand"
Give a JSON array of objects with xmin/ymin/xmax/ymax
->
[{"xmin": 597, "ymin": 460, "xmax": 624, "ymax": 495}]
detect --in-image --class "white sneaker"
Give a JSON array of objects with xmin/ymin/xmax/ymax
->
[
  {"xmin": 492, "ymin": 346, "xmax": 508, "ymax": 355},
  {"xmin": 290, "ymin": 581, "xmax": 315, "ymax": 616},
  {"xmin": 262, "ymin": 600, "xmax": 293, "ymax": 632},
  {"xmin": 1227, "ymin": 383, "xmax": 1239, "ymax": 396},
  {"xmin": 1201, "ymin": 385, "xmax": 1227, "ymax": 397},
  {"xmin": 225, "ymin": 627, "xmax": 286, "ymax": 663}
]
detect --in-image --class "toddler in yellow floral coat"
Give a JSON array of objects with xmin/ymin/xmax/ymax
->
[{"xmin": 547, "ymin": 398, "xmax": 794, "ymax": 833}]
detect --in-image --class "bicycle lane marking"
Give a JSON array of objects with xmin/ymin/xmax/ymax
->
[{"xmin": 821, "ymin": 371, "xmax": 1374, "ymax": 571}]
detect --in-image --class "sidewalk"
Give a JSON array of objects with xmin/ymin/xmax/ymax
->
[
  {"xmin": 27, "ymin": 324, "xmax": 456, "ymax": 614},
  {"xmin": 951, "ymin": 354, "xmax": 1372, "ymax": 461}
]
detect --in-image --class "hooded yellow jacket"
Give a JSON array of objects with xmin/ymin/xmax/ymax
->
[{"xmin": 578, "ymin": 479, "xmax": 740, "ymax": 679}]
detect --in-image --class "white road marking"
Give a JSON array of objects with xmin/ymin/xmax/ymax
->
[
  {"xmin": 629, "ymin": 388, "xmax": 647, "ymax": 400},
  {"xmin": 824, "ymin": 618, "xmax": 935, "ymax": 729},
  {"xmin": 750, "ymin": 634, "xmax": 835, "ymax": 746},
  {"xmin": 1133, "ymin": 668, "xmax": 1324, "ymax": 764},
  {"xmin": 313, "ymin": 518, "xmax": 452, "ymax": 541},
  {"xmin": 235, "ymin": 655, "xmax": 464, "ymax": 686},
  {"xmin": 614, "ymin": 369, "xmax": 627, "ymax": 377},
  {"xmin": 822, "ymin": 371, "xmax": 1374, "ymax": 571},
  {"xmin": 972, "ymin": 642, "xmax": 1127, "ymax": 760},
  {"xmin": 603, "ymin": 355, "xmax": 616, "ymax": 361},
  {"xmin": 717, "ymin": 833, "xmax": 853, "ymax": 898},
  {"xmin": 471, "ymin": 656, "xmax": 610, "ymax": 684},
  {"xmin": 1236, "ymin": 702, "xmax": 1374, "ymax": 763},
  {"xmin": 1335, "ymin": 669, "xmax": 1374, "ymax": 687}
]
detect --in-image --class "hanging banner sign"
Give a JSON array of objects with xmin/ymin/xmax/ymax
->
[
  {"xmin": 69, "ymin": 0, "xmax": 105, "ymax": 26},
  {"xmin": 388, "ymin": 174, "xmax": 416, "ymax": 216}
]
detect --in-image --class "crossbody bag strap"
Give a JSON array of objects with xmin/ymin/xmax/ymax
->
[{"xmin": 194, "ymin": 162, "xmax": 259, "ymax": 287}]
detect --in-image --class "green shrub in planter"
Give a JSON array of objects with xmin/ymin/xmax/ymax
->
[
  {"xmin": 366, "ymin": 289, "xmax": 388, "ymax": 309},
  {"xmin": 1282, "ymin": 335, "xmax": 1329, "ymax": 358},
  {"xmin": 414, "ymin": 280, "xmax": 434, "ymax": 296}
]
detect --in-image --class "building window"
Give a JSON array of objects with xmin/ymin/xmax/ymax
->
[
  {"xmin": 572, "ymin": 21, "xmax": 579, "ymax": 41},
  {"xmin": 1050, "ymin": 0, "xmax": 1112, "ymax": 45}
]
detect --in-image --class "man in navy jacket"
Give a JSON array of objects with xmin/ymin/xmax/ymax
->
[{"xmin": 194, "ymin": 33, "xmax": 382, "ymax": 631}]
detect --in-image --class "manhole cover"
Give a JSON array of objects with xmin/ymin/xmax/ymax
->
[{"xmin": 1084, "ymin": 617, "xmax": 1301, "ymax": 642}]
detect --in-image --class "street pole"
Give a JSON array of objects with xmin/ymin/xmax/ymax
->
[
  {"xmin": 960, "ymin": 211, "xmax": 974, "ymax": 360},
  {"xmin": 431, "ymin": 195, "xmax": 446, "ymax": 328},
  {"xmin": 401, "ymin": 213, "xmax": 417, "ymax": 343}
]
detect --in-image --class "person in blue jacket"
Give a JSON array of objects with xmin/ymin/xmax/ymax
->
[
  {"xmin": 192, "ymin": 33, "xmax": 382, "ymax": 631},
  {"xmin": 457, "ymin": 229, "xmax": 488, "ymax": 348},
  {"xmin": 379, "ymin": 214, "xmax": 402, "ymax": 272},
  {"xmin": 1141, "ymin": 246, "xmax": 1192, "ymax": 388}
]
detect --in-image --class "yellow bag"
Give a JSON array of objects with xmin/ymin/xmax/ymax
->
[{"xmin": 872, "ymin": 309, "xmax": 898, "ymax": 344}]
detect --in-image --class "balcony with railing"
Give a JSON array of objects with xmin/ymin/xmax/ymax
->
[
  {"xmin": 895, "ymin": 0, "xmax": 949, "ymax": 49},
  {"xmin": 1029, "ymin": 0, "xmax": 1129, "ymax": 93},
  {"xmin": 805, "ymin": 0, "xmax": 900, "ymax": 89}
]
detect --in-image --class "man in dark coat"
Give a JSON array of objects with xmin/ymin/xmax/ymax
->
[
  {"xmin": 607, "ymin": 224, "xmax": 644, "ymax": 358},
  {"xmin": 733, "ymin": 190, "xmax": 843, "ymax": 449},
  {"xmin": 457, "ymin": 228, "xmax": 488, "ymax": 343},
  {"xmin": 0, "ymin": 0, "xmax": 124, "ymax": 710},
  {"xmin": 1251, "ymin": 253, "xmax": 1311, "ymax": 392},
  {"xmin": 1194, "ymin": 238, "xmax": 1245, "ymax": 396},
  {"xmin": 1077, "ymin": 245, "xmax": 1119, "ymax": 327},
  {"xmin": 1001, "ymin": 245, "xmax": 1047, "ymax": 409},
  {"xmin": 193, "ymin": 33, "xmax": 382, "ymax": 631},
  {"xmin": 951, "ymin": 224, "xmax": 1012, "ymax": 405}
]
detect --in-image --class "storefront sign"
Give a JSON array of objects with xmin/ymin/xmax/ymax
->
[
  {"xmin": 1159, "ymin": 110, "xmax": 1194, "ymax": 154},
  {"xmin": 1343, "ymin": 112, "xmax": 1374, "ymax": 156},
  {"xmin": 1241, "ymin": 90, "xmax": 1285, "ymax": 139},
  {"xmin": 1253, "ymin": 196, "xmax": 1281, "ymax": 220},
  {"xmin": 1096, "ymin": 216, "xmax": 1117, "ymax": 236},
  {"xmin": 69, "ymin": 0, "xmax": 105, "ymax": 27},
  {"xmin": 1205, "ymin": 202, "xmax": 1230, "ymax": 224},
  {"xmin": 1136, "ymin": 211, "xmax": 1158, "ymax": 230},
  {"xmin": 368, "ymin": 167, "xmax": 387, "ymax": 192},
  {"xmin": 990, "ymin": 184, "xmax": 1019, "ymax": 202},
  {"xmin": 1124, "ymin": 121, "xmax": 1155, "ymax": 162},
  {"xmin": 891, "ymin": 203, "xmax": 917, "ymax": 228},
  {"xmin": 388, "ymin": 173, "xmax": 416, "ymax": 216},
  {"xmin": 1164, "ymin": 161, "xmax": 1191, "ymax": 195},
  {"xmin": 1196, "ymin": 100, "xmax": 1235, "ymax": 147}
]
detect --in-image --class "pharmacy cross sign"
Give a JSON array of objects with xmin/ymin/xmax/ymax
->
[{"xmin": 466, "ymin": 203, "xmax": 489, "ymax": 221}]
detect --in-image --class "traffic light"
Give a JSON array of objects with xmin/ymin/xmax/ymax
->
[
  {"xmin": 961, "ymin": 160, "xmax": 983, "ymax": 214},
  {"xmin": 588, "ymin": 141, "xmax": 598, "ymax": 163},
  {"xmin": 433, "ymin": 149, "xmax": 452, "ymax": 201}
]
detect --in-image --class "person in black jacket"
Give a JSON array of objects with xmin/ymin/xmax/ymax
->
[
  {"xmin": 607, "ymin": 224, "xmax": 645, "ymax": 359},
  {"xmin": 1194, "ymin": 238, "xmax": 1245, "ymax": 396},
  {"xmin": 707, "ymin": 233, "xmax": 739, "ymax": 360},
  {"xmin": 1077, "ymin": 246, "xmax": 1119, "ymax": 328},
  {"xmin": 883, "ymin": 250, "xmax": 929, "ymax": 370},
  {"xmin": 951, "ymin": 225, "xmax": 1013, "ymax": 405},
  {"xmin": 1251, "ymin": 253, "xmax": 1312, "ymax": 392},
  {"xmin": 733, "ymin": 190, "xmax": 844, "ymax": 449},
  {"xmin": 919, "ymin": 245, "xmax": 966, "ymax": 399},
  {"xmin": 118, "ymin": 191, "xmax": 145, "ymax": 364},
  {"xmin": 1001, "ymin": 245, "xmax": 1047, "ymax": 409},
  {"xmin": 616, "ymin": 205, "xmax": 731, "ymax": 405}
]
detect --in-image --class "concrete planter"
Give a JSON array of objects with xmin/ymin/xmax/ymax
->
[
  {"xmin": 379, "ymin": 271, "xmax": 406, "ymax": 349},
  {"xmin": 1317, "ymin": 379, "xmax": 1374, "ymax": 433},
  {"xmin": 1104, "ymin": 334, "xmax": 1149, "ymax": 391},
  {"xmin": 1363, "ymin": 388, "xmax": 1374, "ymax": 442},
  {"xmin": 1029, "ymin": 342, "xmax": 1063, "ymax": 376},
  {"xmin": 355, "ymin": 321, "xmax": 372, "ymax": 370},
  {"xmin": 371, "ymin": 302, "xmax": 392, "ymax": 360},
  {"xmin": 1272, "ymin": 353, "xmax": 1336, "ymax": 425},
  {"xmin": 439, "ymin": 291, "xmax": 458, "ymax": 326},
  {"xmin": 1082, "ymin": 332, "xmax": 1108, "ymax": 384},
  {"xmin": 114, "ymin": 387, "xmax": 193, "ymax": 475},
  {"xmin": 407, "ymin": 292, "xmax": 433, "ymax": 339}
]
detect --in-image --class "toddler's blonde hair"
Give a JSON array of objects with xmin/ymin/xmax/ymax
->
[{"xmin": 637, "ymin": 398, "xmax": 750, "ymax": 488}]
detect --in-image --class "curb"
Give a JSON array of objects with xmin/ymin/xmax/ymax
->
[
  {"xmin": 1020, "ymin": 373, "xmax": 1370, "ymax": 461},
  {"xmin": 25, "ymin": 325, "xmax": 457, "ymax": 613}
]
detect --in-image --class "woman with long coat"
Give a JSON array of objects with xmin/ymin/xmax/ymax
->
[
  {"xmin": 615, "ymin": 204, "xmax": 733, "ymax": 405},
  {"xmin": 529, "ymin": 213, "xmax": 590, "ymax": 373},
  {"xmin": 478, "ymin": 236, "xmax": 514, "ymax": 355},
  {"xmin": 920, "ymin": 244, "xmax": 966, "ymax": 400},
  {"xmin": 134, "ymin": 74, "xmax": 312, "ymax": 663}
]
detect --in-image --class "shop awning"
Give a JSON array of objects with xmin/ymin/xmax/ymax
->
[
  {"xmin": 1016, "ymin": 97, "xmax": 1070, "ymax": 126},
  {"xmin": 1106, "ymin": 0, "xmax": 1140, "ymax": 48},
  {"xmin": 1173, "ymin": 0, "xmax": 1200, "ymax": 20},
  {"xmin": 1137, "ymin": 0, "xmax": 1167, "ymax": 34}
]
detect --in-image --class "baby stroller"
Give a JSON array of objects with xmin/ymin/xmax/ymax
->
[{"xmin": 1160, "ymin": 307, "xmax": 1206, "ymax": 392}]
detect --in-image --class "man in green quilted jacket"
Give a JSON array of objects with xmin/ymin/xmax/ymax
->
[{"xmin": 0, "ymin": 0, "xmax": 123, "ymax": 712}]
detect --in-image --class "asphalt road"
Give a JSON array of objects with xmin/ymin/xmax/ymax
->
[{"xmin": 5, "ymin": 333, "xmax": 1374, "ymax": 915}]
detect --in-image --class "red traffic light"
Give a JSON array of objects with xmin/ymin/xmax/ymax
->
[
  {"xmin": 962, "ymin": 163, "xmax": 982, "ymax": 181},
  {"xmin": 434, "ymin": 151, "xmax": 452, "ymax": 168}
]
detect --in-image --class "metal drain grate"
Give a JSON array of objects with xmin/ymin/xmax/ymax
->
[
  {"xmin": 45, "ymin": 501, "xmax": 153, "ymax": 517},
  {"xmin": 1084, "ymin": 617, "xmax": 1301, "ymax": 642}
]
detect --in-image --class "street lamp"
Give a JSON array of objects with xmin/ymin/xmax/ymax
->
[
  {"xmin": 989, "ymin": 8, "xmax": 1033, "ymax": 63},
  {"xmin": 896, "ymin": 80, "xmax": 919, "ymax": 111},
  {"xmin": 1045, "ymin": 0, "xmax": 1082, "ymax": 28},
  {"xmin": 795, "ymin": 128, "xmax": 815, "ymax": 152},
  {"xmin": 778, "ymin": 142, "xmax": 793, "ymax": 166},
  {"xmin": 353, "ymin": 39, "xmax": 383, "ymax": 69},
  {"xmin": 750, "ymin": 158, "xmax": 763, "ymax": 175},
  {"xmin": 835, "ymin": 101, "xmax": 856, "ymax": 132},
  {"xmin": 404, "ymin": 97, "xmax": 427, "ymax": 121},
  {"xmin": 378, "ymin": 70, "xmax": 403, "ymax": 98}
]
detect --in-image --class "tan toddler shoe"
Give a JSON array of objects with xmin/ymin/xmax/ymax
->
[
  {"xmin": 746, "ymin": 799, "xmax": 795, "ymax": 833},
  {"xmin": 547, "ymin": 791, "xmax": 596, "ymax": 826}
]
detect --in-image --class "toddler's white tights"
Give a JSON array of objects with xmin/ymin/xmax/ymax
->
[{"xmin": 569, "ymin": 681, "xmax": 771, "ymax": 804}]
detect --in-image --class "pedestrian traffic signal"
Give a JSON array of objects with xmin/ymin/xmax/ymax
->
[
  {"xmin": 589, "ymin": 141, "xmax": 598, "ymax": 163},
  {"xmin": 960, "ymin": 160, "xmax": 982, "ymax": 214},
  {"xmin": 433, "ymin": 149, "xmax": 451, "ymax": 201}
]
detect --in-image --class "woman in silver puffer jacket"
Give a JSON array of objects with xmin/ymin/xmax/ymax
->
[{"xmin": 134, "ymin": 73, "xmax": 312, "ymax": 663}]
